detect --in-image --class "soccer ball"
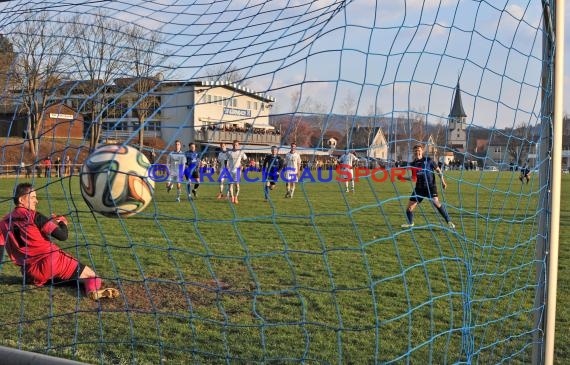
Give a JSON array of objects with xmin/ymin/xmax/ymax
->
[{"xmin": 80, "ymin": 144, "xmax": 154, "ymax": 217}]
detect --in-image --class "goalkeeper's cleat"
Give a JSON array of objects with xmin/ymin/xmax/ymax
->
[
  {"xmin": 401, "ymin": 223, "xmax": 415, "ymax": 228},
  {"xmin": 345, "ymin": 189, "xmax": 349, "ymax": 193},
  {"xmin": 448, "ymin": 221, "xmax": 456, "ymax": 229},
  {"xmin": 87, "ymin": 288, "xmax": 120, "ymax": 301}
]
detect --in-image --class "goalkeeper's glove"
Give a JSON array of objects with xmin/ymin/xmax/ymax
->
[{"xmin": 51, "ymin": 214, "xmax": 68, "ymax": 226}]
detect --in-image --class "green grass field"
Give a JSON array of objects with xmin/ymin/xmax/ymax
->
[{"xmin": 0, "ymin": 171, "xmax": 568, "ymax": 364}]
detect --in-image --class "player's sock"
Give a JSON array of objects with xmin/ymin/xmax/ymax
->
[
  {"xmin": 83, "ymin": 277, "xmax": 102, "ymax": 293},
  {"xmin": 406, "ymin": 209, "xmax": 414, "ymax": 224},
  {"xmin": 290, "ymin": 187, "xmax": 295, "ymax": 197},
  {"xmin": 436, "ymin": 205, "xmax": 451, "ymax": 223},
  {"xmin": 264, "ymin": 185, "xmax": 269, "ymax": 199}
]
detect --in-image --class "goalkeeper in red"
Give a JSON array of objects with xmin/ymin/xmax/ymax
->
[
  {"xmin": 401, "ymin": 145, "xmax": 455, "ymax": 229},
  {"xmin": 0, "ymin": 183, "xmax": 119, "ymax": 300}
]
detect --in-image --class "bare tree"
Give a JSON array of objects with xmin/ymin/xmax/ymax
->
[
  {"xmin": 341, "ymin": 93, "xmax": 356, "ymax": 150},
  {"xmin": 124, "ymin": 25, "xmax": 163, "ymax": 150},
  {"xmin": 507, "ymin": 122, "xmax": 532, "ymax": 164},
  {"xmin": 0, "ymin": 34, "xmax": 15, "ymax": 99},
  {"xmin": 11, "ymin": 11, "xmax": 72, "ymax": 157},
  {"xmin": 410, "ymin": 112, "xmax": 426, "ymax": 143},
  {"xmin": 68, "ymin": 13, "xmax": 128, "ymax": 151}
]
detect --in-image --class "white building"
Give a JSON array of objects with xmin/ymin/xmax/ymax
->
[{"xmin": 157, "ymin": 80, "xmax": 277, "ymax": 146}]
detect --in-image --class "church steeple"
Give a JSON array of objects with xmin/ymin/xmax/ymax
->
[
  {"xmin": 449, "ymin": 81, "xmax": 467, "ymax": 118},
  {"xmin": 447, "ymin": 80, "xmax": 467, "ymax": 152}
]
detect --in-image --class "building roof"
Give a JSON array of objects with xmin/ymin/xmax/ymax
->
[
  {"xmin": 160, "ymin": 80, "xmax": 275, "ymax": 103},
  {"xmin": 449, "ymin": 81, "xmax": 467, "ymax": 118}
]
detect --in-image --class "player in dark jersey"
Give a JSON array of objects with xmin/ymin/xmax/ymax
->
[
  {"xmin": 184, "ymin": 142, "xmax": 201, "ymax": 199},
  {"xmin": 401, "ymin": 145, "xmax": 455, "ymax": 229},
  {"xmin": 0, "ymin": 183, "xmax": 119, "ymax": 300},
  {"xmin": 262, "ymin": 146, "xmax": 284, "ymax": 201},
  {"xmin": 519, "ymin": 163, "xmax": 531, "ymax": 184}
]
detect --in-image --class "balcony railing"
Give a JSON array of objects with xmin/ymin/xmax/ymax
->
[
  {"xmin": 101, "ymin": 129, "xmax": 161, "ymax": 141},
  {"xmin": 196, "ymin": 130, "xmax": 280, "ymax": 145}
]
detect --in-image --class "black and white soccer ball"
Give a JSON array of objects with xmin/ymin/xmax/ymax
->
[{"xmin": 80, "ymin": 144, "xmax": 154, "ymax": 217}]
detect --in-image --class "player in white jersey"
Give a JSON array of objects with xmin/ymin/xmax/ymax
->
[
  {"xmin": 216, "ymin": 142, "xmax": 229, "ymax": 199},
  {"xmin": 225, "ymin": 140, "xmax": 248, "ymax": 204},
  {"xmin": 166, "ymin": 140, "xmax": 187, "ymax": 202},
  {"xmin": 338, "ymin": 150, "xmax": 359, "ymax": 192},
  {"xmin": 284, "ymin": 143, "xmax": 302, "ymax": 198}
]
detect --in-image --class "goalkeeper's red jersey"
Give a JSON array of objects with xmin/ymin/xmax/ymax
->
[{"xmin": 0, "ymin": 207, "xmax": 61, "ymax": 267}]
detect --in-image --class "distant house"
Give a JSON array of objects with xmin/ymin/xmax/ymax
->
[
  {"xmin": 41, "ymin": 103, "xmax": 84, "ymax": 139},
  {"xmin": 0, "ymin": 103, "xmax": 83, "ymax": 139},
  {"xmin": 349, "ymin": 126, "xmax": 388, "ymax": 160},
  {"xmin": 389, "ymin": 133, "xmax": 436, "ymax": 162},
  {"xmin": 486, "ymin": 133, "xmax": 538, "ymax": 167}
]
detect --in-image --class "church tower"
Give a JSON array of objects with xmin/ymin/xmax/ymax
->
[{"xmin": 447, "ymin": 81, "xmax": 467, "ymax": 151}]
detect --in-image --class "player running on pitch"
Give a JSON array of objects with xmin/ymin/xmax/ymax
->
[
  {"xmin": 216, "ymin": 142, "xmax": 229, "ymax": 199},
  {"xmin": 226, "ymin": 140, "xmax": 248, "ymax": 204},
  {"xmin": 166, "ymin": 140, "xmax": 186, "ymax": 202},
  {"xmin": 262, "ymin": 146, "xmax": 284, "ymax": 201},
  {"xmin": 284, "ymin": 143, "xmax": 301, "ymax": 198},
  {"xmin": 338, "ymin": 149, "xmax": 359, "ymax": 193},
  {"xmin": 184, "ymin": 142, "xmax": 201, "ymax": 199}
]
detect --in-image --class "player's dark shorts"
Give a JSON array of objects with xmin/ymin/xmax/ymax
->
[
  {"xmin": 410, "ymin": 186, "xmax": 438, "ymax": 203},
  {"xmin": 184, "ymin": 166, "xmax": 200, "ymax": 181},
  {"xmin": 266, "ymin": 173, "xmax": 279, "ymax": 185}
]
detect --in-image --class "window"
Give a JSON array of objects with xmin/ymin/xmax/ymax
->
[
  {"xmin": 145, "ymin": 121, "xmax": 161, "ymax": 132},
  {"xmin": 104, "ymin": 98, "xmax": 129, "ymax": 119},
  {"xmin": 207, "ymin": 95, "xmax": 212, "ymax": 103},
  {"xmin": 132, "ymin": 96, "xmax": 161, "ymax": 118},
  {"xmin": 232, "ymin": 98, "xmax": 237, "ymax": 107},
  {"xmin": 247, "ymin": 101, "xmax": 251, "ymax": 109},
  {"xmin": 253, "ymin": 102, "xmax": 258, "ymax": 110}
]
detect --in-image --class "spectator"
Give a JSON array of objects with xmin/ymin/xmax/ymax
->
[
  {"xmin": 63, "ymin": 156, "xmax": 71, "ymax": 177},
  {"xmin": 43, "ymin": 158, "xmax": 52, "ymax": 178},
  {"xmin": 54, "ymin": 157, "xmax": 61, "ymax": 178},
  {"xmin": 25, "ymin": 164, "xmax": 32, "ymax": 179}
]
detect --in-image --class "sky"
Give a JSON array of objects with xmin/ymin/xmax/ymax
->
[{"xmin": 0, "ymin": 0, "xmax": 567, "ymax": 129}]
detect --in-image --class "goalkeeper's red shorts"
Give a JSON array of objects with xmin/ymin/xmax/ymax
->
[{"xmin": 23, "ymin": 250, "xmax": 80, "ymax": 287}]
